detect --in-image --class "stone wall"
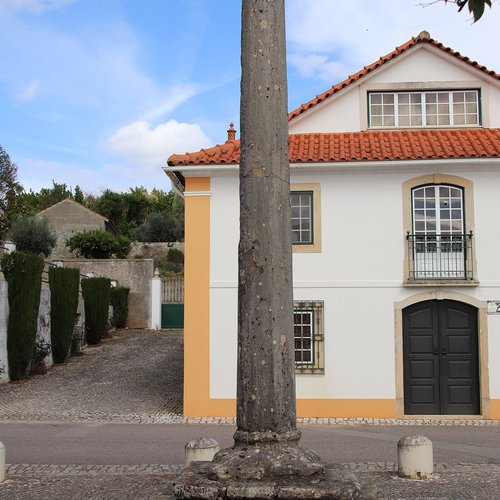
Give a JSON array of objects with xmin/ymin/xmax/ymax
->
[
  {"xmin": 36, "ymin": 199, "xmax": 108, "ymax": 260},
  {"xmin": 128, "ymin": 242, "xmax": 184, "ymax": 260},
  {"xmin": 63, "ymin": 259, "xmax": 154, "ymax": 328},
  {"xmin": 36, "ymin": 287, "xmax": 53, "ymax": 369}
]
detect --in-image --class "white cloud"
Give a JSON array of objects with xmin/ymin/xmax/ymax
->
[
  {"xmin": 287, "ymin": 0, "xmax": 500, "ymax": 81},
  {"xmin": 17, "ymin": 157, "xmax": 101, "ymax": 193},
  {"xmin": 0, "ymin": 0, "xmax": 75, "ymax": 15},
  {"xmin": 104, "ymin": 119, "xmax": 213, "ymax": 168},
  {"xmin": 288, "ymin": 54, "xmax": 350, "ymax": 82},
  {"xmin": 141, "ymin": 84, "xmax": 200, "ymax": 122},
  {"xmin": 15, "ymin": 79, "xmax": 41, "ymax": 101}
]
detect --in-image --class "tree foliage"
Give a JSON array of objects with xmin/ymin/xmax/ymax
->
[
  {"xmin": 49, "ymin": 267, "xmax": 80, "ymax": 363},
  {"xmin": 86, "ymin": 187, "xmax": 183, "ymax": 238},
  {"xmin": 110, "ymin": 286, "xmax": 130, "ymax": 328},
  {"xmin": 1, "ymin": 252, "xmax": 44, "ymax": 380},
  {"xmin": 10, "ymin": 216, "xmax": 57, "ymax": 257},
  {"xmin": 82, "ymin": 277, "xmax": 111, "ymax": 345},
  {"xmin": 65, "ymin": 229, "xmax": 131, "ymax": 259},
  {"xmin": 0, "ymin": 145, "xmax": 24, "ymax": 237},
  {"xmin": 444, "ymin": 0, "xmax": 492, "ymax": 21},
  {"xmin": 133, "ymin": 210, "xmax": 183, "ymax": 242}
]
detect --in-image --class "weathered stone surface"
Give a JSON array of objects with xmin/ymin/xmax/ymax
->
[
  {"xmin": 173, "ymin": 462, "xmax": 361, "ymax": 499},
  {"xmin": 212, "ymin": 439, "xmax": 323, "ymax": 480}
]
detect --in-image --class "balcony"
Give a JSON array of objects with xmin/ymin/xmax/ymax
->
[{"xmin": 406, "ymin": 232, "xmax": 475, "ymax": 282}]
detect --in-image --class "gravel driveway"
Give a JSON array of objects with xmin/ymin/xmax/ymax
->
[{"xmin": 0, "ymin": 329, "xmax": 183, "ymax": 424}]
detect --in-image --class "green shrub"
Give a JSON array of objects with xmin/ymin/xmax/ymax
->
[
  {"xmin": 10, "ymin": 216, "xmax": 57, "ymax": 257},
  {"xmin": 81, "ymin": 277, "xmax": 111, "ymax": 345},
  {"xmin": 157, "ymin": 248, "xmax": 184, "ymax": 276},
  {"xmin": 1, "ymin": 252, "xmax": 43, "ymax": 380},
  {"xmin": 133, "ymin": 211, "xmax": 183, "ymax": 242},
  {"xmin": 167, "ymin": 248, "xmax": 184, "ymax": 265},
  {"xmin": 110, "ymin": 286, "xmax": 130, "ymax": 328},
  {"xmin": 49, "ymin": 267, "xmax": 80, "ymax": 363},
  {"xmin": 66, "ymin": 229, "xmax": 131, "ymax": 259}
]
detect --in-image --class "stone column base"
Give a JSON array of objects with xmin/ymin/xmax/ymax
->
[{"xmin": 173, "ymin": 461, "xmax": 361, "ymax": 499}]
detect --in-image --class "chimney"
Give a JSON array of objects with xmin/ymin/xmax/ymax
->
[{"xmin": 227, "ymin": 122, "xmax": 236, "ymax": 142}]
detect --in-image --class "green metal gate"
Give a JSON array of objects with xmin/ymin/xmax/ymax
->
[{"xmin": 161, "ymin": 277, "xmax": 184, "ymax": 329}]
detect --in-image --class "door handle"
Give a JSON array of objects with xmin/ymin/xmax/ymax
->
[
  {"xmin": 433, "ymin": 348, "xmax": 439, "ymax": 355},
  {"xmin": 441, "ymin": 348, "xmax": 447, "ymax": 359}
]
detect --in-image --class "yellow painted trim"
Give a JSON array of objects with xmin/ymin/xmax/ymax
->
[
  {"xmin": 184, "ymin": 398, "xmax": 396, "ymax": 419},
  {"xmin": 491, "ymin": 400, "xmax": 500, "ymax": 420},
  {"xmin": 186, "ymin": 177, "xmax": 210, "ymax": 192},
  {"xmin": 183, "ymin": 177, "xmax": 211, "ymax": 416},
  {"xmin": 297, "ymin": 399, "xmax": 396, "ymax": 418}
]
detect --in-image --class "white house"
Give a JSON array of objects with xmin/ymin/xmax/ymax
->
[{"xmin": 165, "ymin": 32, "xmax": 500, "ymax": 420}]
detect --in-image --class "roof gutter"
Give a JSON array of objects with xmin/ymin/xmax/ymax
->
[{"xmin": 164, "ymin": 157, "xmax": 500, "ymax": 180}]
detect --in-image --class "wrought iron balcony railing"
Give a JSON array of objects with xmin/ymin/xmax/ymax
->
[{"xmin": 406, "ymin": 232, "xmax": 474, "ymax": 281}]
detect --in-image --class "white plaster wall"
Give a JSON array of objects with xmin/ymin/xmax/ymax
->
[
  {"xmin": 367, "ymin": 48, "xmax": 479, "ymax": 85},
  {"xmin": 289, "ymin": 89, "xmax": 361, "ymax": 134},
  {"xmin": 488, "ymin": 316, "xmax": 500, "ymax": 398},
  {"xmin": 208, "ymin": 165, "xmax": 500, "ymax": 401},
  {"xmin": 0, "ymin": 278, "xmax": 9, "ymax": 383},
  {"xmin": 474, "ymin": 174, "xmax": 500, "ymax": 284},
  {"xmin": 489, "ymin": 88, "xmax": 500, "ymax": 127}
]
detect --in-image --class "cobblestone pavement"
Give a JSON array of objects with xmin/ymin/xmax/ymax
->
[
  {"xmin": 0, "ymin": 328, "xmax": 498, "ymax": 427},
  {"xmin": 1, "ymin": 463, "xmax": 499, "ymax": 499},
  {"xmin": 0, "ymin": 329, "xmax": 184, "ymax": 424}
]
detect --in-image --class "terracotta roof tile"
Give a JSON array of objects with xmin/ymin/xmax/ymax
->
[
  {"xmin": 167, "ymin": 129, "xmax": 500, "ymax": 166},
  {"xmin": 288, "ymin": 32, "xmax": 500, "ymax": 121}
]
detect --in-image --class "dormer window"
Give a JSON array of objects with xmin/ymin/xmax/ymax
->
[{"xmin": 369, "ymin": 90, "xmax": 480, "ymax": 128}]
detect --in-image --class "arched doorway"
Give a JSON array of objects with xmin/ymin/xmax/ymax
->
[{"xmin": 403, "ymin": 299, "xmax": 479, "ymax": 415}]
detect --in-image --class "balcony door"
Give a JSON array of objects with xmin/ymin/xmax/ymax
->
[{"xmin": 412, "ymin": 185, "xmax": 465, "ymax": 279}]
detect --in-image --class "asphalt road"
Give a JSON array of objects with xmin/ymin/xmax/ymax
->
[{"xmin": 1, "ymin": 422, "xmax": 498, "ymax": 465}]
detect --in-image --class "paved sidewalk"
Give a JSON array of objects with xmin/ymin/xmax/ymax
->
[
  {"xmin": 0, "ymin": 329, "xmax": 498, "ymax": 498},
  {"xmin": 0, "ymin": 329, "xmax": 184, "ymax": 424},
  {"xmin": 1, "ymin": 463, "xmax": 499, "ymax": 499}
]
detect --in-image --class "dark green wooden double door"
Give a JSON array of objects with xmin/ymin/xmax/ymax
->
[{"xmin": 403, "ymin": 300, "xmax": 479, "ymax": 415}]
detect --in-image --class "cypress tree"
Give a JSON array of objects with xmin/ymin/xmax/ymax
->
[
  {"xmin": 81, "ymin": 277, "xmax": 111, "ymax": 345},
  {"xmin": 110, "ymin": 286, "xmax": 130, "ymax": 328},
  {"xmin": 1, "ymin": 252, "xmax": 43, "ymax": 380},
  {"xmin": 49, "ymin": 267, "xmax": 80, "ymax": 363}
]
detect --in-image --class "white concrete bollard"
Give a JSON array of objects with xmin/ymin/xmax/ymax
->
[
  {"xmin": 0, "ymin": 441, "xmax": 5, "ymax": 483},
  {"xmin": 398, "ymin": 435, "xmax": 433, "ymax": 479},
  {"xmin": 185, "ymin": 437, "xmax": 220, "ymax": 465}
]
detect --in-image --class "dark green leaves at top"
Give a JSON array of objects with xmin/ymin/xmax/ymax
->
[{"xmin": 446, "ymin": 0, "xmax": 492, "ymax": 22}]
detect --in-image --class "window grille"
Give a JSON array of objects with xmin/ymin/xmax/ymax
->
[{"xmin": 294, "ymin": 300, "xmax": 324, "ymax": 374}]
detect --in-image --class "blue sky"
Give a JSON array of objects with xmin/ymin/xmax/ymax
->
[{"xmin": 1, "ymin": 0, "xmax": 499, "ymax": 194}]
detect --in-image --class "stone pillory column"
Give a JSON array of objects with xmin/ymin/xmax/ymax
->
[
  {"xmin": 211, "ymin": 0, "xmax": 322, "ymax": 479},
  {"xmin": 173, "ymin": 1, "xmax": 361, "ymax": 496}
]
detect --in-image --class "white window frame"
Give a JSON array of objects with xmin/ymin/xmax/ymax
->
[
  {"xmin": 291, "ymin": 191, "xmax": 313, "ymax": 245},
  {"xmin": 369, "ymin": 90, "xmax": 480, "ymax": 128}
]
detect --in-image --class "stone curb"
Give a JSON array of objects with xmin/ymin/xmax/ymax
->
[
  {"xmin": 0, "ymin": 414, "xmax": 498, "ymax": 426},
  {"xmin": 5, "ymin": 462, "xmax": 499, "ymax": 476}
]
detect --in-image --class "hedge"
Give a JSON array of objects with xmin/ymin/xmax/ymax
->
[
  {"xmin": 110, "ymin": 286, "xmax": 130, "ymax": 328},
  {"xmin": 49, "ymin": 267, "xmax": 80, "ymax": 363},
  {"xmin": 1, "ymin": 252, "xmax": 43, "ymax": 380},
  {"xmin": 81, "ymin": 277, "xmax": 111, "ymax": 345}
]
